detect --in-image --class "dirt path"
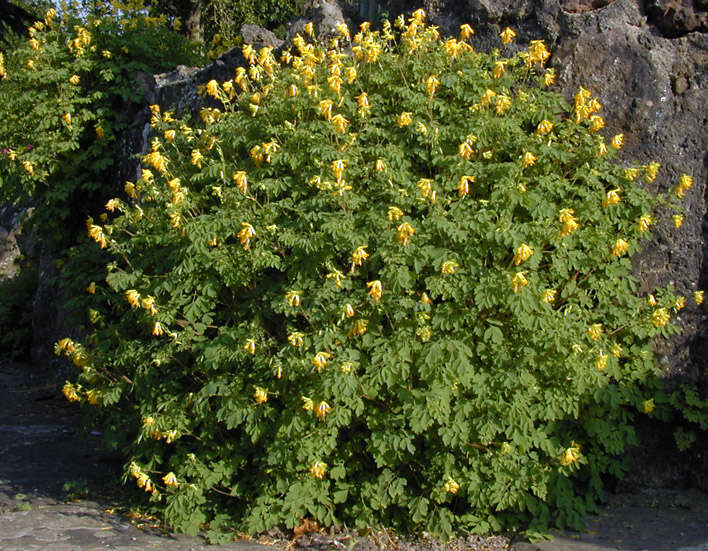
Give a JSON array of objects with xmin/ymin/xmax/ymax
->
[{"xmin": 1, "ymin": 360, "xmax": 707, "ymax": 551}]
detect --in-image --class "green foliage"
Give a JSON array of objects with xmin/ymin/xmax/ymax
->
[
  {"xmin": 56, "ymin": 12, "xmax": 703, "ymax": 541},
  {"xmin": 0, "ymin": 1, "xmax": 199, "ymax": 242}
]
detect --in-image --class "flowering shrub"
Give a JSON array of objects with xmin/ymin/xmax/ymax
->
[{"xmin": 58, "ymin": 11, "xmax": 702, "ymax": 541}]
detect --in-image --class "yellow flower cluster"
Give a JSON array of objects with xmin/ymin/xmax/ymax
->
[
  {"xmin": 560, "ymin": 443, "xmax": 582, "ymax": 466},
  {"xmin": 310, "ymin": 461, "xmax": 327, "ymax": 478},
  {"xmin": 253, "ymin": 386, "xmax": 268, "ymax": 404},
  {"xmin": 511, "ymin": 272, "xmax": 528, "ymax": 293},
  {"xmin": 587, "ymin": 324, "xmax": 603, "ymax": 340},
  {"xmin": 513, "ymin": 244, "xmax": 534, "ymax": 266},
  {"xmin": 67, "ymin": 26, "xmax": 92, "ymax": 56},
  {"xmin": 573, "ymin": 86, "xmax": 602, "ymax": 124},
  {"xmin": 129, "ymin": 462, "xmax": 158, "ymax": 495},
  {"xmin": 559, "ymin": 208, "xmax": 580, "ymax": 236},
  {"xmin": 602, "ymin": 188, "xmax": 621, "ymax": 207},
  {"xmin": 674, "ymin": 173, "xmax": 694, "ymax": 198},
  {"xmin": 443, "ymin": 477, "xmax": 460, "ymax": 494}
]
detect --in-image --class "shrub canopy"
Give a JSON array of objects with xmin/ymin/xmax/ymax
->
[{"xmin": 56, "ymin": 10, "xmax": 698, "ymax": 542}]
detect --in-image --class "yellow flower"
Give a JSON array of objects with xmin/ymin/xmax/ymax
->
[
  {"xmin": 367, "ymin": 280, "xmax": 383, "ymax": 303},
  {"xmin": 460, "ymin": 23, "xmax": 474, "ymax": 40},
  {"xmin": 560, "ymin": 443, "xmax": 581, "ymax": 466},
  {"xmin": 143, "ymin": 151, "xmax": 168, "ymax": 174},
  {"xmin": 441, "ymin": 260, "xmax": 458, "ymax": 274},
  {"xmin": 596, "ymin": 352, "xmax": 607, "ymax": 371},
  {"xmin": 513, "ymin": 244, "xmax": 534, "ymax": 266},
  {"xmin": 543, "ymin": 68, "xmax": 556, "ymax": 86},
  {"xmin": 536, "ymin": 119, "xmax": 554, "ymax": 135},
  {"xmin": 637, "ymin": 215, "xmax": 653, "ymax": 233},
  {"xmin": 26, "ymin": 58, "xmax": 35, "ymax": 69},
  {"xmin": 313, "ymin": 351, "xmax": 332, "ymax": 370},
  {"xmin": 69, "ymin": 74, "xmax": 80, "ymax": 85},
  {"xmin": 396, "ymin": 221, "xmax": 417, "ymax": 247},
  {"xmin": 651, "ymin": 307, "xmax": 670, "ymax": 328},
  {"xmin": 417, "ymin": 178, "xmax": 433, "ymax": 199},
  {"xmin": 86, "ymin": 389, "xmax": 100, "ymax": 406},
  {"xmin": 141, "ymin": 296, "xmax": 157, "ymax": 315},
  {"xmin": 310, "ymin": 461, "xmax": 327, "ymax": 478},
  {"xmin": 587, "ymin": 324, "xmax": 603, "ymax": 340},
  {"xmin": 238, "ymin": 222, "xmax": 256, "ymax": 250},
  {"xmin": 205, "ymin": 79, "xmax": 219, "ymax": 98},
  {"xmin": 87, "ymin": 281, "xmax": 96, "ymax": 295},
  {"xmin": 694, "ymin": 290, "xmax": 705, "ymax": 305},
  {"xmin": 332, "ymin": 159, "xmax": 346, "ymax": 182},
  {"xmin": 63, "ymin": 112, "xmax": 72, "ymax": 126},
  {"xmin": 62, "ymin": 382, "xmax": 80, "ymax": 402},
  {"xmin": 316, "ymin": 401, "xmax": 332, "ymax": 419},
  {"xmin": 492, "ymin": 60, "xmax": 506, "ymax": 79},
  {"xmin": 191, "ymin": 149, "xmax": 204, "ymax": 168},
  {"xmin": 572, "ymin": 344, "xmax": 583, "ymax": 354},
  {"xmin": 421, "ymin": 292, "xmax": 433, "ymax": 305},
  {"xmin": 328, "ymin": 74, "xmax": 343, "ymax": 95},
  {"xmin": 511, "ymin": 272, "xmax": 528, "ymax": 293},
  {"xmin": 288, "ymin": 331, "xmax": 304, "ymax": 347},
  {"xmin": 349, "ymin": 318, "xmax": 368, "ymax": 337},
  {"xmin": 319, "ymin": 99, "xmax": 334, "ymax": 120},
  {"xmin": 152, "ymin": 322, "xmax": 164, "ymax": 336},
  {"xmin": 542, "ymin": 289, "xmax": 557, "ymax": 303},
  {"xmin": 351, "ymin": 246, "xmax": 369, "ymax": 269},
  {"xmin": 425, "ymin": 75, "xmax": 440, "ymax": 97},
  {"xmin": 233, "ymin": 171, "xmax": 248, "ymax": 194},
  {"xmin": 674, "ymin": 173, "xmax": 694, "ymax": 198},
  {"xmin": 559, "ymin": 208, "xmax": 579, "ymax": 236},
  {"xmin": 643, "ymin": 399, "xmax": 655, "ymax": 414},
  {"xmin": 648, "ymin": 294, "xmax": 657, "ymax": 306},
  {"xmin": 673, "ymin": 215, "xmax": 684, "ymax": 228},
  {"xmin": 480, "ymin": 89, "xmax": 496, "ymax": 106},
  {"xmin": 646, "ymin": 161, "xmax": 661, "ymax": 182},
  {"xmin": 125, "ymin": 289, "xmax": 141, "ymax": 308},
  {"xmin": 331, "ymin": 114, "xmax": 349, "ymax": 134},
  {"xmin": 458, "ymin": 175, "xmax": 475, "ymax": 196},
  {"xmin": 443, "ymin": 477, "xmax": 460, "ymax": 494},
  {"xmin": 603, "ymin": 188, "xmax": 621, "ymax": 207},
  {"xmin": 398, "ymin": 112, "xmax": 413, "ymax": 127},
  {"xmin": 588, "ymin": 115, "xmax": 604, "ymax": 133},
  {"xmin": 612, "ymin": 343, "xmax": 622, "ymax": 357},
  {"xmin": 495, "ymin": 94, "xmax": 511, "ymax": 114},
  {"xmin": 302, "ymin": 396, "xmax": 314, "ymax": 411},
  {"xmin": 624, "ymin": 167, "xmax": 639, "ymax": 181},
  {"xmin": 169, "ymin": 212, "xmax": 181, "ymax": 228},
  {"xmin": 596, "ymin": 131, "xmax": 607, "ymax": 151},
  {"xmin": 500, "ymin": 27, "xmax": 516, "ymax": 45},
  {"xmin": 387, "ymin": 206, "xmax": 403, "ymax": 221},
  {"xmin": 675, "ymin": 296, "xmax": 686, "ymax": 310},
  {"xmin": 253, "ymin": 386, "xmax": 268, "ymax": 404},
  {"xmin": 612, "ymin": 238, "xmax": 629, "ymax": 257},
  {"xmin": 344, "ymin": 304, "xmax": 355, "ymax": 318},
  {"xmin": 522, "ymin": 152, "xmax": 537, "ymax": 167},
  {"xmin": 88, "ymin": 223, "xmax": 107, "ymax": 248},
  {"xmin": 611, "ymin": 133, "xmax": 624, "ymax": 149},
  {"xmin": 162, "ymin": 472, "xmax": 179, "ymax": 488},
  {"xmin": 22, "ymin": 161, "xmax": 34, "ymax": 175},
  {"xmin": 244, "ymin": 338, "xmax": 256, "ymax": 355},
  {"xmin": 458, "ymin": 139, "xmax": 474, "ymax": 159},
  {"xmin": 285, "ymin": 290, "xmax": 301, "ymax": 307},
  {"xmin": 528, "ymin": 40, "xmax": 550, "ymax": 66}
]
